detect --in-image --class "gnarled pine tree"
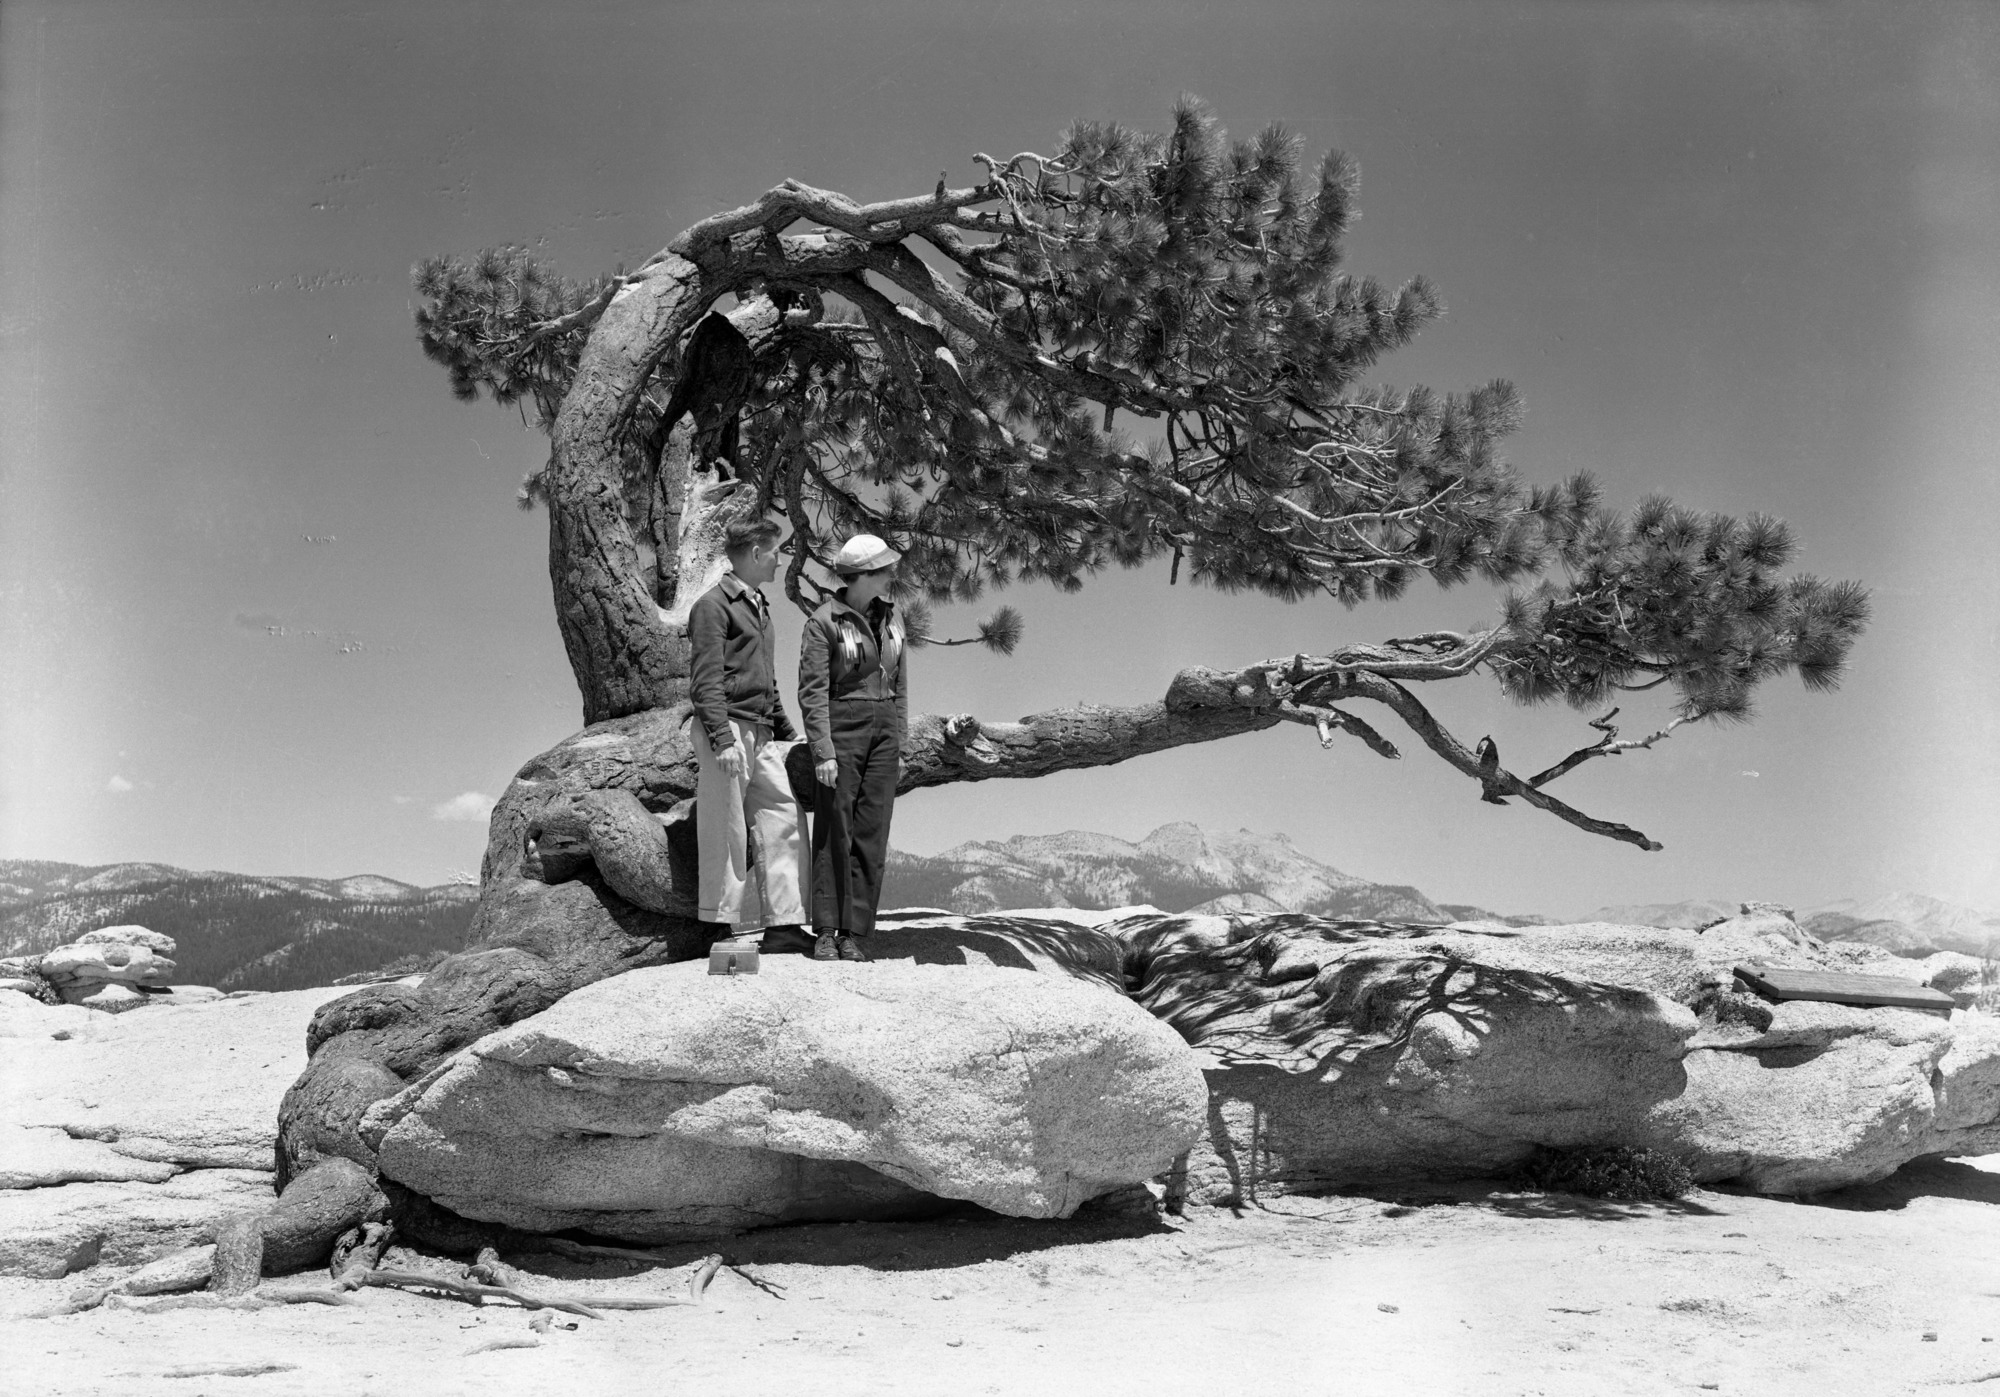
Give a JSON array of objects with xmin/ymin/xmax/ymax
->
[{"xmin": 274, "ymin": 103, "xmax": 1865, "ymax": 1232}]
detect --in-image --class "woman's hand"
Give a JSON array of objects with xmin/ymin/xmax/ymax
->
[{"xmin": 816, "ymin": 759, "xmax": 839, "ymax": 786}]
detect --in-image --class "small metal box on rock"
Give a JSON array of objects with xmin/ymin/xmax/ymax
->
[{"xmin": 708, "ymin": 940, "xmax": 760, "ymax": 976}]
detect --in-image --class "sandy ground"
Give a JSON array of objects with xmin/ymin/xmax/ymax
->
[{"xmin": 9, "ymin": 1159, "xmax": 2000, "ymax": 1397}]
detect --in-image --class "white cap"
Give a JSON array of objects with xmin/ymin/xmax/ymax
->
[{"xmin": 831, "ymin": 534, "xmax": 900, "ymax": 574}]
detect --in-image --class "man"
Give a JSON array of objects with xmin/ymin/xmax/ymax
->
[
  {"xmin": 687, "ymin": 517, "xmax": 812, "ymax": 954},
  {"xmin": 797, "ymin": 533, "xmax": 907, "ymax": 962}
]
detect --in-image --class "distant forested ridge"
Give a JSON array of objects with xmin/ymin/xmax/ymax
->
[
  {"xmin": 0, "ymin": 862, "xmax": 476, "ymax": 992},
  {"xmin": 2, "ymin": 832, "xmax": 1545, "ymax": 993}
]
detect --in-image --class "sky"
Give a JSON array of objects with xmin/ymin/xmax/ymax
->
[{"xmin": 2, "ymin": 0, "xmax": 1996, "ymax": 919}]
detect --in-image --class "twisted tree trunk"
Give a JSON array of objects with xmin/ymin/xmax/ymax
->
[
  {"xmin": 548, "ymin": 264, "xmax": 768, "ymax": 719},
  {"xmin": 276, "ymin": 191, "xmax": 1669, "ymax": 1259},
  {"xmin": 271, "ymin": 663, "xmax": 1291, "ymax": 1217}
]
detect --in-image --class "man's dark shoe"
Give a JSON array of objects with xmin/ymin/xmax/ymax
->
[
  {"xmin": 759, "ymin": 925, "xmax": 815, "ymax": 956},
  {"xmin": 836, "ymin": 935, "xmax": 870, "ymax": 962},
  {"xmin": 812, "ymin": 932, "xmax": 840, "ymax": 962}
]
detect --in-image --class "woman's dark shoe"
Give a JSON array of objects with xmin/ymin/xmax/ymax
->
[
  {"xmin": 759, "ymin": 925, "xmax": 816, "ymax": 955},
  {"xmin": 812, "ymin": 932, "xmax": 841, "ymax": 962},
  {"xmin": 835, "ymin": 935, "xmax": 870, "ymax": 962}
]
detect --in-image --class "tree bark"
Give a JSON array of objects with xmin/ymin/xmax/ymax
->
[
  {"xmin": 546, "ymin": 254, "xmax": 737, "ymax": 722},
  {"xmin": 546, "ymin": 236, "xmax": 873, "ymax": 723},
  {"xmin": 899, "ymin": 667, "xmax": 1286, "ymax": 790}
]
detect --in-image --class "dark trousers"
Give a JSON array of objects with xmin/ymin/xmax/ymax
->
[{"xmin": 810, "ymin": 698, "xmax": 900, "ymax": 936}]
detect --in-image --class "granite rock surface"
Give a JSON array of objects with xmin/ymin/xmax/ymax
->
[
  {"xmin": 1121, "ymin": 909, "xmax": 2000, "ymax": 1199},
  {"xmin": 366, "ymin": 957, "xmax": 1206, "ymax": 1241},
  {"xmin": 0, "ymin": 986, "xmax": 352, "ymax": 1275}
]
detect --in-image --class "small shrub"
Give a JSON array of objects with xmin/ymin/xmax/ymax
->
[{"xmin": 1514, "ymin": 1144, "xmax": 1695, "ymax": 1201}]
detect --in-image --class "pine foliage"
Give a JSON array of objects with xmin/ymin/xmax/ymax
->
[
  {"xmin": 413, "ymin": 247, "xmax": 613, "ymax": 503},
  {"xmin": 413, "ymin": 99, "xmax": 1864, "ymax": 727}
]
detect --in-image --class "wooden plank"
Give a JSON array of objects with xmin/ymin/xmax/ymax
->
[{"xmin": 1733, "ymin": 962, "xmax": 1955, "ymax": 1011}]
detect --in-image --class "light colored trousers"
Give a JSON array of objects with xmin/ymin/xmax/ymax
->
[{"xmin": 693, "ymin": 719, "xmax": 807, "ymax": 931}]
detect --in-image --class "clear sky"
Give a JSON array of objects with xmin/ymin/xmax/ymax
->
[{"xmin": 3, "ymin": 0, "xmax": 1996, "ymax": 919}]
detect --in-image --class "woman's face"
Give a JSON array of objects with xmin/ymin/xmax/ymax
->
[{"xmin": 843, "ymin": 566, "xmax": 896, "ymax": 608}]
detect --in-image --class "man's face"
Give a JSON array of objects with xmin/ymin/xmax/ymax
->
[{"xmin": 733, "ymin": 541, "xmax": 781, "ymax": 587}]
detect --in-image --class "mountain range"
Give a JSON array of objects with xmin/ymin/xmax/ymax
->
[
  {"xmin": 879, "ymin": 822, "xmax": 1542, "ymax": 925},
  {"xmin": 7, "ymin": 830, "xmax": 1994, "ymax": 992},
  {"xmin": 1586, "ymin": 892, "xmax": 2000, "ymax": 960},
  {"xmin": 0, "ymin": 829, "xmax": 1540, "ymax": 992},
  {"xmin": 0, "ymin": 861, "xmax": 476, "ymax": 992}
]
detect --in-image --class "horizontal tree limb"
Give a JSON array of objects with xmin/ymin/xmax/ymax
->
[{"xmin": 898, "ymin": 650, "xmax": 1664, "ymax": 851}]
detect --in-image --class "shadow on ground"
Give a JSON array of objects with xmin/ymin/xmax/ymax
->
[
  {"xmin": 504, "ymin": 1202, "xmax": 1181, "ymax": 1281},
  {"xmin": 450, "ymin": 1164, "xmax": 1874, "ymax": 1293},
  {"xmin": 501, "ymin": 1173, "xmax": 1740, "ymax": 1285},
  {"xmin": 1793, "ymin": 1156, "xmax": 2000, "ymax": 1212},
  {"xmin": 1211, "ymin": 1175, "xmax": 1729, "ymax": 1223}
]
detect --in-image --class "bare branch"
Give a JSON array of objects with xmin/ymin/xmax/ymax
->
[
  {"xmin": 502, "ymin": 279, "xmax": 626, "ymax": 363},
  {"xmin": 1338, "ymin": 674, "xmax": 1665, "ymax": 851},
  {"xmin": 670, "ymin": 177, "xmax": 1009, "ymax": 257},
  {"xmin": 1526, "ymin": 710, "xmax": 1697, "ymax": 789},
  {"xmin": 1274, "ymin": 700, "xmax": 1402, "ymax": 759}
]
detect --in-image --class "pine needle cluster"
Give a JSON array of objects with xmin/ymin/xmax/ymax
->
[
  {"xmin": 413, "ymin": 247, "xmax": 612, "ymax": 502},
  {"xmin": 1492, "ymin": 493, "xmax": 1869, "ymax": 720}
]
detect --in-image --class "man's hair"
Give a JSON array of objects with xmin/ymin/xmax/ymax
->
[{"xmin": 724, "ymin": 517, "xmax": 782, "ymax": 555}]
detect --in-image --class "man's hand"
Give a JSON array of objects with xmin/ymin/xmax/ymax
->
[
  {"xmin": 816, "ymin": 758, "xmax": 839, "ymax": 786},
  {"xmin": 717, "ymin": 744, "xmax": 746, "ymax": 778}
]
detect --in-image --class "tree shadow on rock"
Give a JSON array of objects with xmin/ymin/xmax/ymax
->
[
  {"xmin": 1132, "ymin": 915, "xmax": 1694, "ymax": 1209},
  {"xmin": 1133, "ymin": 913, "xmax": 1665, "ymax": 1078},
  {"xmin": 869, "ymin": 911, "xmax": 1126, "ymax": 990}
]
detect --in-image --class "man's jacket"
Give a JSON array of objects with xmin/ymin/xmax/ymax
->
[
  {"xmin": 687, "ymin": 573, "xmax": 798, "ymax": 751},
  {"xmin": 798, "ymin": 592, "xmax": 908, "ymax": 761}
]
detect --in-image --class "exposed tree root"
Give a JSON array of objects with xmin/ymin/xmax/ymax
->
[
  {"xmin": 725, "ymin": 1262, "xmax": 788, "ymax": 1298},
  {"xmin": 689, "ymin": 1253, "xmax": 723, "ymax": 1301},
  {"xmin": 527, "ymin": 1236, "xmax": 780, "ymax": 1295},
  {"xmin": 466, "ymin": 1244, "xmax": 519, "ymax": 1289},
  {"xmin": 464, "ymin": 1335, "xmax": 543, "ymax": 1356},
  {"xmin": 331, "ymin": 1220, "xmax": 397, "ymax": 1287},
  {"xmin": 333, "ymin": 1250, "xmax": 724, "ymax": 1317},
  {"xmin": 351, "ymin": 1267, "xmax": 608, "ymax": 1319},
  {"xmin": 103, "ymin": 1288, "xmax": 358, "ymax": 1314},
  {"xmin": 537, "ymin": 1236, "xmax": 709, "ymax": 1264}
]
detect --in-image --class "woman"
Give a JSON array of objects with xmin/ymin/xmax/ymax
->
[{"xmin": 796, "ymin": 534, "xmax": 906, "ymax": 962}]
